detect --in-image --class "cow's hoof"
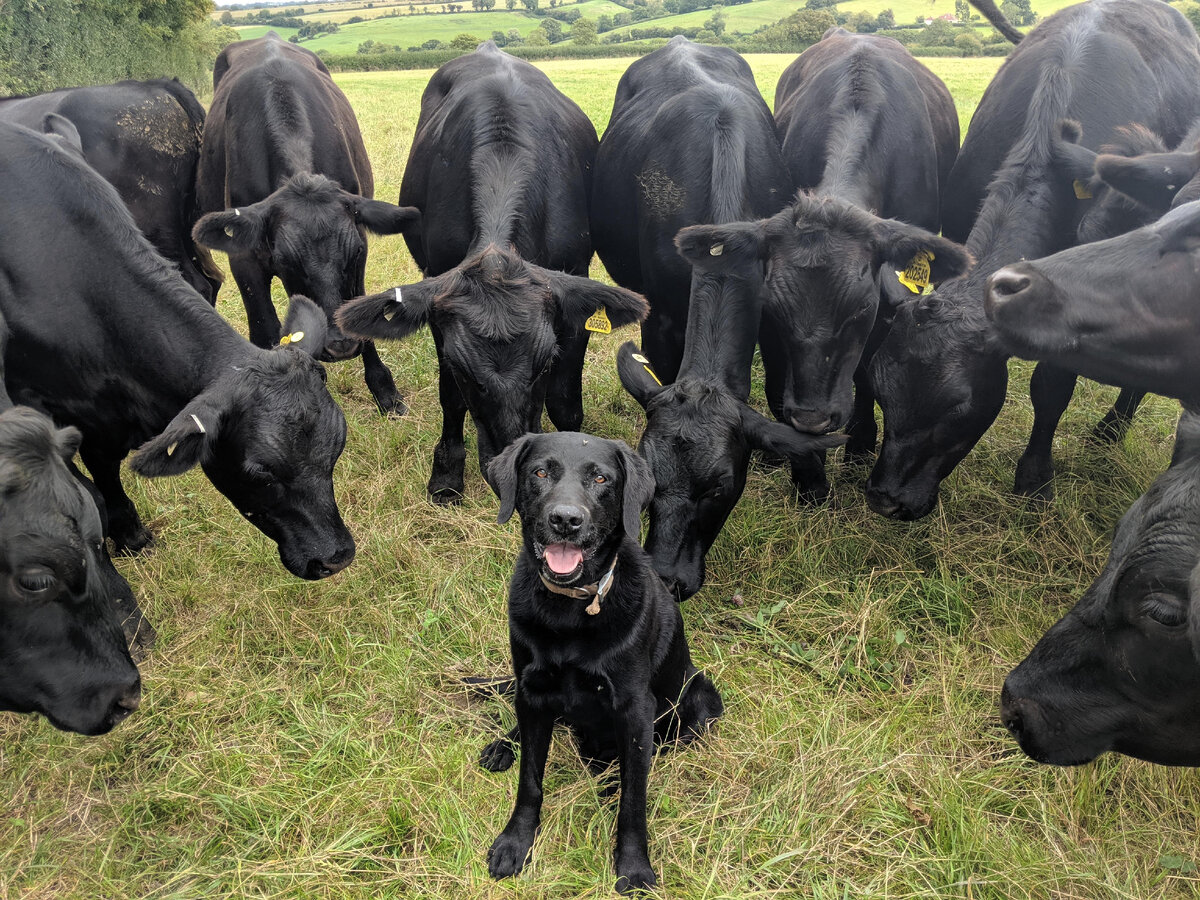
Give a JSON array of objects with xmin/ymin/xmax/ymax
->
[
  {"xmin": 374, "ymin": 393, "xmax": 408, "ymax": 419},
  {"xmin": 614, "ymin": 855, "xmax": 657, "ymax": 895},
  {"xmin": 843, "ymin": 443, "xmax": 876, "ymax": 465},
  {"xmin": 427, "ymin": 484, "xmax": 464, "ymax": 505},
  {"xmin": 479, "ymin": 738, "xmax": 515, "ymax": 772},
  {"xmin": 1089, "ymin": 415, "xmax": 1127, "ymax": 445},
  {"xmin": 488, "ymin": 831, "xmax": 534, "ymax": 879},
  {"xmin": 111, "ymin": 525, "xmax": 154, "ymax": 556},
  {"xmin": 1013, "ymin": 460, "xmax": 1054, "ymax": 501},
  {"xmin": 792, "ymin": 480, "xmax": 831, "ymax": 506}
]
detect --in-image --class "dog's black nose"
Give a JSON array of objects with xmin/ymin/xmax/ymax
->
[{"xmin": 549, "ymin": 503, "xmax": 585, "ymax": 535}]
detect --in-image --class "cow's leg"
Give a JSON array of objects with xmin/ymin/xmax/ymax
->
[
  {"xmin": 361, "ymin": 340, "xmax": 406, "ymax": 417},
  {"xmin": 1091, "ymin": 388, "xmax": 1145, "ymax": 444},
  {"xmin": 612, "ymin": 691, "xmax": 657, "ymax": 895},
  {"xmin": 641, "ymin": 310, "xmax": 683, "ymax": 386},
  {"xmin": 845, "ymin": 365, "xmax": 878, "ymax": 462},
  {"xmin": 790, "ymin": 452, "xmax": 830, "ymax": 505},
  {"xmin": 228, "ymin": 254, "xmax": 280, "ymax": 348},
  {"xmin": 1014, "ymin": 362, "xmax": 1077, "ymax": 500},
  {"xmin": 545, "ymin": 329, "xmax": 587, "ymax": 433},
  {"xmin": 81, "ymin": 446, "xmax": 152, "ymax": 554},
  {"xmin": 759, "ymin": 324, "xmax": 788, "ymax": 422},
  {"xmin": 429, "ymin": 350, "xmax": 467, "ymax": 504}
]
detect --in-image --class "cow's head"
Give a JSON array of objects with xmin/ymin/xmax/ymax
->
[
  {"xmin": 618, "ymin": 342, "xmax": 844, "ymax": 601},
  {"xmin": 193, "ymin": 173, "xmax": 420, "ymax": 360},
  {"xmin": 984, "ymin": 201, "xmax": 1200, "ymax": 406},
  {"xmin": 337, "ymin": 244, "xmax": 648, "ymax": 474},
  {"xmin": 0, "ymin": 407, "xmax": 141, "ymax": 735},
  {"xmin": 1002, "ymin": 411, "xmax": 1200, "ymax": 766},
  {"xmin": 676, "ymin": 195, "xmax": 970, "ymax": 436},
  {"xmin": 865, "ymin": 289, "xmax": 1010, "ymax": 521},
  {"xmin": 131, "ymin": 296, "xmax": 355, "ymax": 580}
]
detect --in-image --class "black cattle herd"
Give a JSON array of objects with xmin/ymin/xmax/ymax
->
[{"xmin": 4, "ymin": 0, "xmax": 1200, "ymax": 887}]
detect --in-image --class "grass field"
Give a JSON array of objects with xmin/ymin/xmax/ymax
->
[{"xmin": 2, "ymin": 55, "xmax": 1197, "ymax": 899}]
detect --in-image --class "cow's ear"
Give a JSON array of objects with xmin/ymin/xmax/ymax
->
[
  {"xmin": 550, "ymin": 274, "xmax": 648, "ymax": 331},
  {"xmin": 336, "ymin": 279, "xmax": 438, "ymax": 341},
  {"xmin": 486, "ymin": 433, "xmax": 534, "ymax": 524},
  {"xmin": 1096, "ymin": 150, "xmax": 1200, "ymax": 212},
  {"xmin": 616, "ymin": 341, "xmax": 666, "ymax": 409},
  {"xmin": 1051, "ymin": 121, "xmax": 1100, "ymax": 184},
  {"xmin": 193, "ymin": 203, "xmax": 270, "ymax": 254},
  {"xmin": 354, "ymin": 197, "xmax": 421, "ymax": 236},
  {"xmin": 675, "ymin": 223, "xmax": 765, "ymax": 271},
  {"xmin": 278, "ymin": 295, "xmax": 328, "ymax": 357},
  {"xmin": 871, "ymin": 220, "xmax": 972, "ymax": 285},
  {"xmin": 42, "ymin": 113, "xmax": 83, "ymax": 154},
  {"xmin": 54, "ymin": 424, "xmax": 83, "ymax": 463},
  {"xmin": 615, "ymin": 440, "xmax": 654, "ymax": 541},
  {"xmin": 738, "ymin": 404, "xmax": 847, "ymax": 460},
  {"xmin": 130, "ymin": 397, "xmax": 222, "ymax": 477},
  {"xmin": 1158, "ymin": 202, "xmax": 1200, "ymax": 255}
]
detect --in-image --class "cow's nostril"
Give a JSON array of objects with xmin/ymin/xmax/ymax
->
[{"xmin": 988, "ymin": 268, "xmax": 1031, "ymax": 300}]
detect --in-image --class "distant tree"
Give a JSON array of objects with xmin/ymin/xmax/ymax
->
[
  {"xmin": 346, "ymin": 15, "xmax": 364, "ymax": 22},
  {"xmin": 1178, "ymin": 0, "xmax": 1200, "ymax": 32},
  {"xmin": 805, "ymin": 0, "xmax": 838, "ymax": 8},
  {"xmin": 695, "ymin": 27, "xmax": 717, "ymax": 41},
  {"xmin": 596, "ymin": 13, "xmax": 612, "ymax": 30},
  {"xmin": 955, "ymin": 30, "xmax": 983, "ymax": 53},
  {"xmin": 541, "ymin": 16, "xmax": 563, "ymax": 39},
  {"xmin": 704, "ymin": 6, "xmax": 726, "ymax": 35},
  {"xmin": 525, "ymin": 26, "xmax": 550, "ymax": 43},
  {"xmin": 450, "ymin": 32, "xmax": 480, "ymax": 47},
  {"xmin": 507, "ymin": 27, "xmax": 523, "ymax": 42},
  {"xmin": 954, "ymin": 0, "xmax": 973, "ymax": 20},
  {"xmin": 847, "ymin": 10, "xmax": 875, "ymax": 31},
  {"xmin": 572, "ymin": 15, "xmax": 597, "ymax": 42},
  {"xmin": 219, "ymin": 10, "xmax": 235, "ymax": 24},
  {"xmin": 875, "ymin": 8, "xmax": 894, "ymax": 28},
  {"xmin": 422, "ymin": 37, "xmax": 446, "ymax": 48},
  {"xmin": 1000, "ymin": 0, "xmax": 1037, "ymax": 25},
  {"xmin": 357, "ymin": 38, "xmax": 377, "ymax": 52},
  {"xmin": 409, "ymin": 3, "xmax": 416, "ymax": 11},
  {"xmin": 506, "ymin": 0, "xmax": 517, "ymax": 9},
  {"xmin": 522, "ymin": 0, "xmax": 539, "ymax": 10},
  {"xmin": 918, "ymin": 17, "xmax": 956, "ymax": 44}
]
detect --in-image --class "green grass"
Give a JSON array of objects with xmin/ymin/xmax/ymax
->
[{"xmin": 2, "ymin": 56, "xmax": 1197, "ymax": 900}]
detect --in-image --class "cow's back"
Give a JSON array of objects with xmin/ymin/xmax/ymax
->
[
  {"xmin": 400, "ymin": 42, "xmax": 598, "ymax": 276},
  {"xmin": 943, "ymin": 0, "xmax": 1200, "ymax": 241},
  {"xmin": 592, "ymin": 38, "xmax": 792, "ymax": 294},
  {"xmin": 774, "ymin": 29, "xmax": 957, "ymax": 230},
  {"xmin": 198, "ymin": 33, "xmax": 372, "ymax": 212}
]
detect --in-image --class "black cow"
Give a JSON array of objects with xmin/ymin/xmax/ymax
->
[
  {"xmin": 986, "ymin": 200, "xmax": 1200, "ymax": 407},
  {"xmin": 865, "ymin": 0, "xmax": 1200, "ymax": 520},
  {"xmin": 193, "ymin": 33, "xmax": 419, "ymax": 416},
  {"xmin": 1001, "ymin": 411, "xmax": 1200, "ymax": 766},
  {"xmin": 0, "ymin": 79, "xmax": 222, "ymax": 304},
  {"xmin": 592, "ymin": 36, "xmax": 794, "ymax": 388},
  {"xmin": 337, "ymin": 42, "xmax": 646, "ymax": 502},
  {"xmin": 0, "ymin": 313, "xmax": 142, "ymax": 736},
  {"xmin": 0, "ymin": 120, "xmax": 354, "ymax": 580},
  {"xmin": 767, "ymin": 29, "xmax": 962, "ymax": 497}
]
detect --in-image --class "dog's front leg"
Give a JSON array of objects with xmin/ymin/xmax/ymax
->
[
  {"xmin": 488, "ymin": 696, "xmax": 553, "ymax": 880},
  {"xmin": 613, "ymin": 692, "xmax": 657, "ymax": 894}
]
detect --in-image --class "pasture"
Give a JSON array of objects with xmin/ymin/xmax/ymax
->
[{"xmin": 1, "ymin": 54, "xmax": 1196, "ymax": 899}]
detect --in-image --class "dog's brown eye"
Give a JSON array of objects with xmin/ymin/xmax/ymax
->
[
  {"xmin": 535, "ymin": 468, "xmax": 548, "ymax": 479},
  {"xmin": 594, "ymin": 475, "xmax": 606, "ymax": 484}
]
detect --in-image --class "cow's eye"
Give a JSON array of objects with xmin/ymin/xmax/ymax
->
[
  {"xmin": 594, "ymin": 475, "xmax": 606, "ymax": 484},
  {"xmin": 1142, "ymin": 593, "xmax": 1187, "ymax": 628},
  {"xmin": 701, "ymin": 484, "xmax": 724, "ymax": 500},
  {"xmin": 17, "ymin": 569, "xmax": 56, "ymax": 596},
  {"xmin": 535, "ymin": 468, "xmax": 548, "ymax": 479}
]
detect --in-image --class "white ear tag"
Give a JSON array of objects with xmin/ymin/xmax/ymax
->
[{"xmin": 190, "ymin": 414, "xmax": 207, "ymax": 434}]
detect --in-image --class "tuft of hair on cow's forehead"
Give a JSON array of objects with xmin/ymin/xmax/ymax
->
[{"xmin": 0, "ymin": 409, "xmax": 73, "ymax": 491}]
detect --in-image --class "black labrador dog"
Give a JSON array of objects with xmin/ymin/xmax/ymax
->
[{"xmin": 483, "ymin": 431, "xmax": 723, "ymax": 894}]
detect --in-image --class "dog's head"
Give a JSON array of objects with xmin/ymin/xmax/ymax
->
[{"xmin": 487, "ymin": 432, "xmax": 654, "ymax": 587}]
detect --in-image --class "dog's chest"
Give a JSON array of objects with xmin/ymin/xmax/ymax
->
[{"xmin": 521, "ymin": 660, "xmax": 617, "ymax": 720}]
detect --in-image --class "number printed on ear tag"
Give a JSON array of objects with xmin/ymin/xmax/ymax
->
[
  {"xmin": 585, "ymin": 307, "xmax": 612, "ymax": 334},
  {"xmin": 897, "ymin": 249, "xmax": 934, "ymax": 294}
]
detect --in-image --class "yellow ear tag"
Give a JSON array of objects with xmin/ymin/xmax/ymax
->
[
  {"xmin": 279, "ymin": 331, "xmax": 305, "ymax": 345},
  {"xmin": 630, "ymin": 352, "xmax": 662, "ymax": 386},
  {"xmin": 585, "ymin": 307, "xmax": 612, "ymax": 334},
  {"xmin": 1073, "ymin": 179, "xmax": 1093, "ymax": 200},
  {"xmin": 709, "ymin": 243, "xmax": 724, "ymax": 256},
  {"xmin": 897, "ymin": 249, "xmax": 934, "ymax": 294},
  {"xmin": 167, "ymin": 442, "xmax": 178, "ymax": 457}
]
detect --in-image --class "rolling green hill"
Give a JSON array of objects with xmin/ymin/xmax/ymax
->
[{"xmin": 227, "ymin": 0, "xmax": 1073, "ymax": 52}]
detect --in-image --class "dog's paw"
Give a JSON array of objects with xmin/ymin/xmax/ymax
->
[
  {"xmin": 479, "ymin": 738, "xmax": 516, "ymax": 772},
  {"xmin": 614, "ymin": 855, "xmax": 657, "ymax": 895},
  {"xmin": 487, "ymin": 831, "xmax": 534, "ymax": 879}
]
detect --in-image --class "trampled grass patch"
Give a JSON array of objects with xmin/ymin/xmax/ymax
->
[{"xmin": 1, "ymin": 56, "xmax": 1196, "ymax": 900}]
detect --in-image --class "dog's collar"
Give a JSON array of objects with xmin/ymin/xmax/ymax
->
[{"xmin": 538, "ymin": 555, "xmax": 618, "ymax": 616}]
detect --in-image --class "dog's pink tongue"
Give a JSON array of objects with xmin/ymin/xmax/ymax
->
[{"xmin": 544, "ymin": 543, "xmax": 583, "ymax": 575}]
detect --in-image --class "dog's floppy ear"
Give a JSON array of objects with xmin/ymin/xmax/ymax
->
[
  {"xmin": 487, "ymin": 434, "xmax": 535, "ymax": 524},
  {"xmin": 616, "ymin": 440, "xmax": 655, "ymax": 541}
]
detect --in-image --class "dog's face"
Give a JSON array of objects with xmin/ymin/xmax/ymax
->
[{"xmin": 488, "ymin": 432, "xmax": 654, "ymax": 587}]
